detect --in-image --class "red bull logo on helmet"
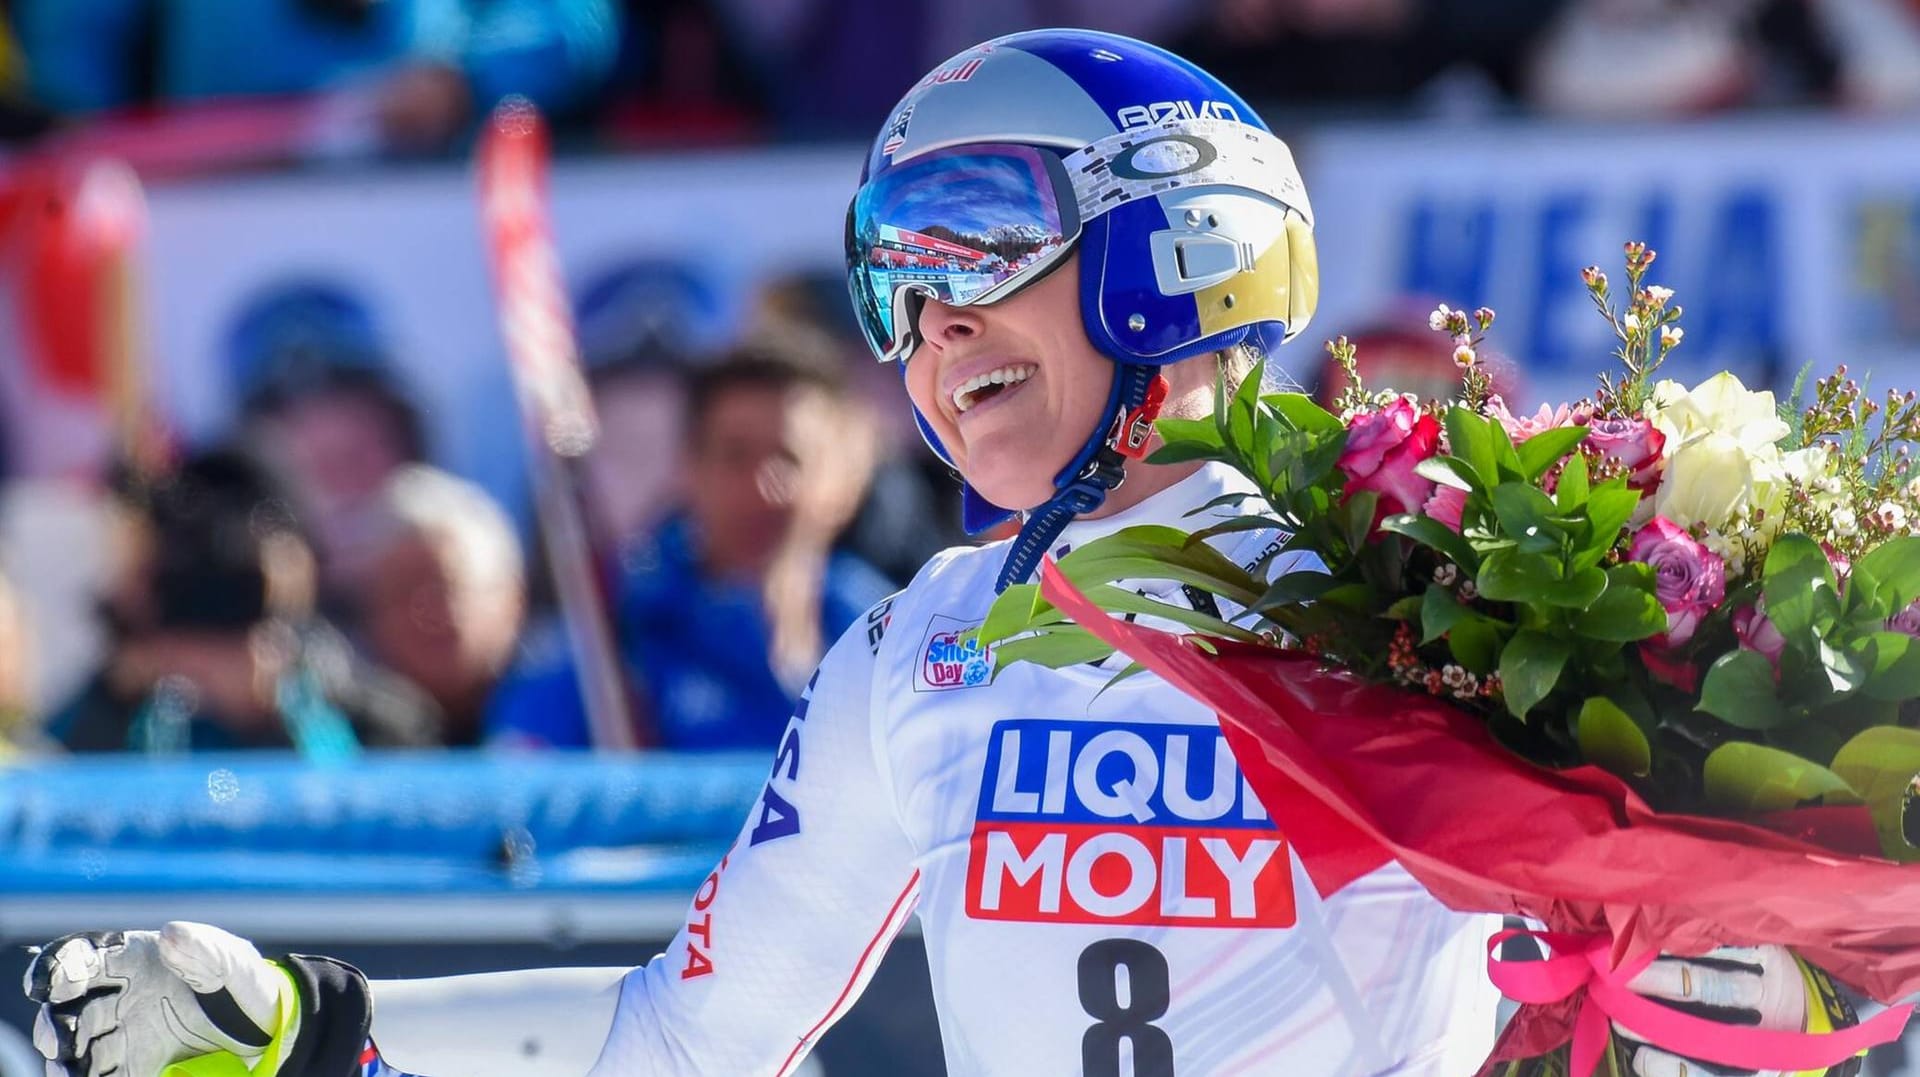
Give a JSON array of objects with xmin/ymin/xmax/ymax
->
[{"xmin": 966, "ymin": 719, "xmax": 1295, "ymax": 928}]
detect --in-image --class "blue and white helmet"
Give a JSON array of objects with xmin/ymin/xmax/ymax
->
[{"xmin": 844, "ymin": 29, "xmax": 1319, "ymax": 589}]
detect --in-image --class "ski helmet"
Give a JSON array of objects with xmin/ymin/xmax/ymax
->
[{"xmin": 845, "ymin": 29, "xmax": 1319, "ymax": 589}]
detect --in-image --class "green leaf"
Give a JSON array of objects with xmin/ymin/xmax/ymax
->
[
  {"xmin": 1696, "ymin": 649, "xmax": 1791, "ymax": 729},
  {"xmin": 1444, "ymin": 408, "xmax": 1497, "ymax": 491},
  {"xmin": 979, "ymin": 583, "xmax": 1053, "ymax": 646},
  {"xmin": 1487, "ymin": 418, "xmax": 1525, "ymax": 484},
  {"xmin": 1542, "ymin": 566, "xmax": 1608, "ymax": 610},
  {"xmin": 1265, "ymin": 392, "xmax": 1344, "ymax": 435},
  {"xmin": 1703, "ymin": 742, "xmax": 1856, "ymax": 814},
  {"xmin": 1831, "ymin": 726, "xmax": 1920, "ymax": 862},
  {"xmin": 1571, "ymin": 481, "xmax": 1639, "ymax": 572},
  {"xmin": 1250, "ymin": 570, "xmax": 1339, "ymax": 615},
  {"xmin": 991, "ymin": 626, "xmax": 1114, "ymax": 670},
  {"xmin": 1187, "ymin": 516, "xmax": 1289, "ymax": 544},
  {"xmin": 1555, "ymin": 451, "xmax": 1590, "ymax": 513},
  {"xmin": 1576, "ymin": 696, "xmax": 1652, "ymax": 778},
  {"xmin": 1380, "ymin": 513, "xmax": 1479, "ymax": 570},
  {"xmin": 1420, "ymin": 584, "xmax": 1470, "ymax": 644},
  {"xmin": 1054, "ymin": 526, "xmax": 1265, "ymax": 607},
  {"xmin": 1572, "ymin": 566, "xmax": 1667, "ymax": 641},
  {"xmin": 1146, "ymin": 415, "xmax": 1229, "ymax": 465},
  {"xmin": 1490, "ymin": 483, "xmax": 1567, "ymax": 544},
  {"xmin": 1448, "ymin": 618, "xmax": 1504, "ymax": 674},
  {"xmin": 1517, "ymin": 425, "xmax": 1589, "ymax": 482},
  {"xmin": 1384, "ymin": 595, "xmax": 1424, "ymax": 620},
  {"xmin": 1500, "ymin": 629, "xmax": 1573, "ymax": 720},
  {"xmin": 1225, "ymin": 351, "xmax": 1262, "ymax": 460},
  {"xmin": 1341, "ymin": 489, "xmax": 1380, "ymax": 553},
  {"xmin": 1087, "ymin": 660, "xmax": 1152, "ymax": 706},
  {"xmin": 1078, "ymin": 583, "xmax": 1266, "ymax": 644},
  {"xmin": 1476, "ymin": 548, "xmax": 1562, "ymax": 604},
  {"xmin": 1763, "ymin": 534, "xmax": 1841, "ymax": 646},
  {"xmin": 1854, "ymin": 535, "xmax": 1920, "ymax": 615},
  {"xmin": 1415, "ymin": 456, "xmax": 1482, "ymax": 493},
  {"xmin": 1865, "ymin": 631, "xmax": 1920, "ymax": 701},
  {"xmin": 1817, "ymin": 637, "xmax": 1869, "ymax": 695}
]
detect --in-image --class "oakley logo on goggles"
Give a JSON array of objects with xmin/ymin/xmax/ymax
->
[{"xmin": 845, "ymin": 119, "xmax": 1312, "ymax": 363}]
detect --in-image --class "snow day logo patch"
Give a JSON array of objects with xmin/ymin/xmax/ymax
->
[{"xmin": 916, "ymin": 615, "xmax": 993, "ymax": 691}]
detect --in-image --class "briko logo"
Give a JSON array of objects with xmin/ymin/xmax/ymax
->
[
  {"xmin": 917, "ymin": 615, "xmax": 993, "ymax": 691},
  {"xmin": 1115, "ymin": 100, "xmax": 1240, "ymax": 130}
]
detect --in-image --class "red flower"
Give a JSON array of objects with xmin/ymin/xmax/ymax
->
[
  {"xmin": 1423, "ymin": 484, "xmax": 1468, "ymax": 533},
  {"xmin": 1586, "ymin": 416, "xmax": 1666, "ymax": 490},
  {"xmin": 1339, "ymin": 398, "xmax": 1442, "ymax": 520}
]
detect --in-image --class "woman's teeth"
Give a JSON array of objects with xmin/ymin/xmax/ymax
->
[{"xmin": 953, "ymin": 364, "xmax": 1037, "ymax": 413}]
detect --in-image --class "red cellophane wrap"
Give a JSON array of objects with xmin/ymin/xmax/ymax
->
[{"xmin": 1039, "ymin": 561, "xmax": 1920, "ymax": 1072}]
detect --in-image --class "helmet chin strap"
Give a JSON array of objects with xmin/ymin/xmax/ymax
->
[{"xmin": 992, "ymin": 365, "xmax": 1170, "ymax": 593}]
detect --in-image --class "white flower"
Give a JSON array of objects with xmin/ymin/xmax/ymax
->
[
  {"xmin": 1660, "ymin": 326, "xmax": 1684, "ymax": 349},
  {"xmin": 1832, "ymin": 506, "xmax": 1860, "ymax": 538},
  {"xmin": 1645, "ymin": 285, "xmax": 1675, "ymax": 306},
  {"xmin": 1645, "ymin": 372, "xmax": 1790, "ymax": 454},
  {"xmin": 1453, "ymin": 344, "xmax": 1477, "ymax": 368},
  {"xmin": 1906, "ymin": 476, "xmax": 1920, "ymax": 502},
  {"xmin": 1625, "ymin": 312, "xmax": 1643, "ymax": 332},
  {"xmin": 1654, "ymin": 431, "xmax": 1787, "ymax": 539},
  {"xmin": 1429, "ymin": 304, "xmax": 1452, "ymax": 332},
  {"xmin": 1782, "ymin": 447, "xmax": 1844, "ymax": 510},
  {"xmin": 1882, "ymin": 501, "xmax": 1910, "ymax": 531}
]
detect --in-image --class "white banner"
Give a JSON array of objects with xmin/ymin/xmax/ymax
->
[{"xmin": 1299, "ymin": 115, "xmax": 1920, "ymax": 406}]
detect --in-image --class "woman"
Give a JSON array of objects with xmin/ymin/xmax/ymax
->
[{"xmin": 25, "ymin": 29, "xmax": 1833, "ymax": 1077}]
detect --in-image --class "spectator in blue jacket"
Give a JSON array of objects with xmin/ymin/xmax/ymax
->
[
  {"xmin": 14, "ymin": 0, "xmax": 618, "ymax": 153},
  {"xmin": 488, "ymin": 333, "xmax": 894, "ymax": 751}
]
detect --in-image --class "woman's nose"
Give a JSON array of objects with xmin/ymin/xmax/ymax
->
[{"xmin": 915, "ymin": 297, "xmax": 983, "ymax": 349}]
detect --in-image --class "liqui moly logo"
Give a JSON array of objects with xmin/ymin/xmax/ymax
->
[
  {"xmin": 916, "ymin": 616, "xmax": 992, "ymax": 691},
  {"xmin": 965, "ymin": 719, "xmax": 1294, "ymax": 928}
]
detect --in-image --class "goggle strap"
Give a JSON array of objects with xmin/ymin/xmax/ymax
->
[{"xmin": 1064, "ymin": 118, "xmax": 1313, "ymax": 229}]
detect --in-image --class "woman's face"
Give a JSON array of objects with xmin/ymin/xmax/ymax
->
[{"xmin": 903, "ymin": 254, "xmax": 1114, "ymax": 511}]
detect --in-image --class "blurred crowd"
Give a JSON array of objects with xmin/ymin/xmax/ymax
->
[
  {"xmin": 0, "ymin": 255, "xmax": 978, "ymax": 757},
  {"xmin": 0, "ymin": 0, "xmax": 1918, "ymax": 761},
  {"xmin": 0, "ymin": 0, "xmax": 1915, "ymax": 164}
]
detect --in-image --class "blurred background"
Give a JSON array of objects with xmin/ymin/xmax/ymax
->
[{"xmin": 0, "ymin": 0, "xmax": 1916, "ymax": 1073}]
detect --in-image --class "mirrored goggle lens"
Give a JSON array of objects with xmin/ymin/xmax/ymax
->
[{"xmin": 846, "ymin": 144, "xmax": 1079, "ymax": 362}]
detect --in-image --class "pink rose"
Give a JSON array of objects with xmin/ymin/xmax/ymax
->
[
  {"xmin": 1339, "ymin": 398, "xmax": 1442, "ymax": 519},
  {"xmin": 1733, "ymin": 601, "xmax": 1788, "ymax": 677},
  {"xmin": 1629, "ymin": 515, "xmax": 1726, "ymax": 647},
  {"xmin": 1889, "ymin": 598, "xmax": 1920, "ymax": 639},
  {"xmin": 1485, "ymin": 394, "xmax": 1582, "ymax": 442},
  {"xmin": 1423, "ymin": 484, "xmax": 1468, "ymax": 533},
  {"xmin": 1824, "ymin": 544, "xmax": 1852, "ymax": 591},
  {"xmin": 1638, "ymin": 644, "xmax": 1700, "ymax": 693},
  {"xmin": 1586, "ymin": 416, "xmax": 1665, "ymax": 490}
]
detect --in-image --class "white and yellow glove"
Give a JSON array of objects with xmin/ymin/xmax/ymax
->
[
  {"xmin": 24, "ymin": 922, "xmax": 372, "ymax": 1077},
  {"xmin": 1620, "ymin": 945, "xmax": 1862, "ymax": 1077}
]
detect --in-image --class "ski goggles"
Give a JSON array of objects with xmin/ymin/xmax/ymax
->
[
  {"xmin": 845, "ymin": 143, "xmax": 1081, "ymax": 363},
  {"xmin": 845, "ymin": 120, "xmax": 1315, "ymax": 364}
]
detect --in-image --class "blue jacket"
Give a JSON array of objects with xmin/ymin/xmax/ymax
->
[{"xmin": 487, "ymin": 515, "xmax": 895, "ymax": 752}]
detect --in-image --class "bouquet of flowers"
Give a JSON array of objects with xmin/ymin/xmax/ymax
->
[{"xmin": 981, "ymin": 243, "xmax": 1920, "ymax": 1075}]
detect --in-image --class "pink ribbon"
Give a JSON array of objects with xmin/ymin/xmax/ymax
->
[{"xmin": 1487, "ymin": 929, "xmax": 1915, "ymax": 1076}]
